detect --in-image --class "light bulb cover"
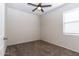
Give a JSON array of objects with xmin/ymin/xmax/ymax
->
[{"xmin": 38, "ymin": 7, "xmax": 41, "ymax": 10}]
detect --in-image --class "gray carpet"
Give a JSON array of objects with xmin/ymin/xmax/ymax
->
[{"xmin": 5, "ymin": 40, "xmax": 79, "ymax": 56}]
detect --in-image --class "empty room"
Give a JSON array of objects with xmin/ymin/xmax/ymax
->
[{"xmin": 0, "ymin": 3, "xmax": 79, "ymax": 56}]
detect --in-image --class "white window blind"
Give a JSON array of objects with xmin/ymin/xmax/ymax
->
[{"xmin": 63, "ymin": 7, "xmax": 79, "ymax": 34}]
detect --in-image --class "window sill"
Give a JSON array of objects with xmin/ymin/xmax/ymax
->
[{"xmin": 63, "ymin": 33, "xmax": 79, "ymax": 36}]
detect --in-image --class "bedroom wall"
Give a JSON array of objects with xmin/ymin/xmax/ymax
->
[
  {"xmin": 6, "ymin": 7, "xmax": 40, "ymax": 45},
  {"xmin": 41, "ymin": 3, "xmax": 79, "ymax": 53}
]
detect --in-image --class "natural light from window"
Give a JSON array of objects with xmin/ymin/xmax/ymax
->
[{"xmin": 63, "ymin": 7, "xmax": 79, "ymax": 35}]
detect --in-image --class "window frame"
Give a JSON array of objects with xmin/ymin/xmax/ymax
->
[{"xmin": 63, "ymin": 7, "xmax": 79, "ymax": 35}]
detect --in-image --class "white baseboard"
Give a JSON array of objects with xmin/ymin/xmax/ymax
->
[{"xmin": 42, "ymin": 39, "xmax": 79, "ymax": 53}]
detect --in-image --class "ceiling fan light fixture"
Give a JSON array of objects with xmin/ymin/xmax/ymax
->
[
  {"xmin": 38, "ymin": 7, "xmax": 41, "ymax": 10},
  {"xmin": 27, "ymin": 3, "xmax": 52, "ymax": 12}
]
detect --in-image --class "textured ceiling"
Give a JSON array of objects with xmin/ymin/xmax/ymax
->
[{"xmin": 6, "ymin": 3, "xmax": 64, "ymax": 15}]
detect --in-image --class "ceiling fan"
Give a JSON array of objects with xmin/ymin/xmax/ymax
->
[{"xmin": 27, "ymin": 3, "xmax": 52, "ymax": 12}]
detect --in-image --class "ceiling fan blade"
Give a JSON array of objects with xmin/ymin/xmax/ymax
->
[
  {"xmin": 41, "ymin": 5, "xmax": 52, "ymax": 7},
  {"xmin": 27, "ymin": 3, "xmax": 37, "ymax": 6},
  {"xmin": 41, "ymin": 8, "xmax": 44, "ymax": 12},
  {"xmin": 32, "ymin": 7, "xmax": 38, "ymax": 12},
  {"xmin": 39, "ymin": 3, "xmax": 42, "ymax": 6}
]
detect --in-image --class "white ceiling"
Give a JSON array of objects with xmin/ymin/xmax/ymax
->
[{"xmin": 6, "ymin": 3, "xmax": 64, "ymax": 15}]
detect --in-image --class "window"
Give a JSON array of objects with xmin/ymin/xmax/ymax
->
[{"xmin": 63, "ymin": 7, "xmax": 79, "ymax": 35}]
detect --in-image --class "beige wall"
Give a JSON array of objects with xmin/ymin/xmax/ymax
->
[
  {"xmin": 6, "ymin": 7, "xmax": 40, "ymax": 45},
  {"xmin": 41, "ymin": 3, "xmax": 79, "ymax": 53}
]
